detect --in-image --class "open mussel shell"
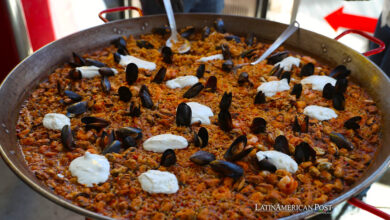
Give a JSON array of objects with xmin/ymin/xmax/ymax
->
[
  {"xmin": 67, "ymin": 101, "xmax": 88, "ymax": 116},
  {"xmin": 64, "ymin": 90, "xmax": 82, "ymax": 102},
  {"xmin": 224, "ymin": 135, "xmax": 253, "ymax": 162},
  {"xmin": 100, "ymin": 130, "xmax": 116, "ymax": 150},
  {"xmin": 112, "ymin": 37, "xmax": 128, "ymax": 53},
  {"xmin": 123, "ymin": 136, "xmax": 137, "ymax": 149},
  {"xmin": 126, "ymin": 63, "xmax": 138, "ymax": 85},
  {"xmin": 161, "ymin": 46, "xmax": 173, "ymax": 64},
  {"xmin": 160, "ymin": 149, "xmax": 177, "ymax": 167},
  {"xmin": 102, "ymin": 140, "xmax": 121, "ymax": 154},
  {"xmin": 267, "ymin": 51, "xmax": 288, "ymax": 65},
  {"xmin": 257, "ymin": 158, "xmax": 277, "ymax": 172},
  {"xmin": 202, "ymin": 26, "xmax": 210, "ymax": 40},
  {"xmin": 219, "ymin": 92, "xmax": 232, "ymax": 111},
  {"xmin": 322, "ymin": 83, "xmax": 335, "ymax": 99},
  {"xmin": 152, "ymin": 67, "xmax": 166, "ymax": 83},
  {"xmin": 152, "ymin": 25, "xmax": 170, "ymax": 35},
  {"xmin": 294, "ymin": 142, "xmax": 316, "ymax": 164},
  {"xmin": 68, "ymin": 69, "xmax": 82, "ymax": 80},
  {"xmin": 250, "ymin": 117, "xmax": 266, "ymax": 134},
  {"xmin": 240, "ymin": 49, "xmax": 256, "ymax": 59},
  {"xmin": 245, "ymin": 32, "xmax": 255, "ymax": 46},
  {"xmin": 61, "ymin": 125, "xmax": 75, "ymax": 150},
  {"xmin": 129, "ymin": 101, "xmax": 141, "ymax": 117},
  {"xmin": 329, "ymin": 65, "xmax": 351, "ymax": 79},
  {"xmin": 183, "ymin": 82, "xmax": 204, "ymax": 98},
  {"xmin": 136, "ymin": 40, "xmax": 154, "ymax": 49},
  {"xmin": 99, "ymin": 67, "xmax": 115, "ymax": 77},
  {"xmin": 180, "ymin": 27, "xmax": 196, "ymax": 39},
  {"xmin": 113, "ymin": 52, "xmax": 122, "ymax": 63},
  {"xmin": 190, "ymin": 151, "xmax": 215, "ymax": 165},
  {"xmin": 205, "ymin": 76, "xmax": 217, "ymax": 91},
  {"xmin": 72, "ymin": 52, "xmax": 86, "ymax": 66},
  {"xmin": 291, "ymin": 83, "xmax": 302, "ymax": 99},
  {"xmin": 210, "ymin": 160, "xmax": 243, "ymax": 180},
  {"xmin": 221, "ymin": 44, "xmax": 232, "ymax": 60},
  {"xmin": 118, "ymin": 86, "xmax": 132, "ymax": 102},
  {"xmin": 333, "ymin": 93, "xmax": 345, "ymax": 110},
  {"xmin": 292, "ymin": 115, "xmax": 309, "ymax": 133},
  {"xmin": 274, "ymin": 135, "xmax": 290, "ymax": 155},
  {"xmin": 196, "ymin": 64, "xmax": 205, "ymax": 78},
  {"xmin": 81, "ymin": 116, "xmax": 110, "ymax": 128},
  {"xmin": 280, "ymin": 71, "xmax": 291, "ymax": 83},
  {"xmin": 218, "ymin": 110, "xmax": 233, "ymax": 132},
  {"xmin": 270, "ymin": 64, "xmax": 283, "ymax": 78},
  {"xmin": 139, "ymin": 85, "xmax": 153, "ymax": 109},
  {"xmin": 344, "ymin": 116, "xmax": 362, "ymax": 130},
  {"xmin": 194, "ymin": 127, "xmax": 208, "ymax": 148},
  {"xmin": 300, "ymin": 63, "xmax": 314, "ymax": 76},
  {"xmin": 222, "ymin": 60, "xmax": 234, "ymax": 72},
  {"xmin": 176, "ymin": 102, "xmax": 192, "ymax": 127},
  {"xmin": 101, "ymin": 76, "xmax": 111, "ymax": 93},
  {"xmin": 214, "ymin": 18, "xmax": 226, "ymax": 33},
  {"xmin": 225, "ymin": 35, "xmax": 241, "ymax": 43},
  {"xmin": 238, "ymin": 72, "xmax": 250, "ymax": 85},
  {"xmin": 254, "ymin": 91, "xmax": 266, "ymax": 104},
  {"xmin": 329, "ymin": 132, "xmax": 354, "ymax": 150},
  {"xmin": 116, "ymin": 127, "xmax": 143, "ymax": 140},
  {"xmin": 85, "ymin": 59, "xmax": 106, "ymax": 67}
]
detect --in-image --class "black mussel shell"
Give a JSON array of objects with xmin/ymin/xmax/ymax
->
[
  {"xmin": 210, "ymin": 160, "xmax": 244, "ymax": 180},
  {"xmin": 126, "ymin": 63, "xmax": 138, "ymax": 85},
  {"xmin": 81, "ymin": 116, "xmax": 110, "ymax": 126},
  {"xmin": 274, "ymin": 135, "xmax": 290, "ymax": 155},
  {"xmin": 85, "ymin": 59, "xmax": 106, "ymax": 67},
  {"xmin": 218, "ymin": 110, "xmax": 233, "ymax": 132},
  {"xmin": 322, "ymin": 83, "xmax": 335, "ymax": 99},
  {"xmin": 112, "ymin": 37, "xmax": 128, "ymax": 52},
  {"xmin": 250, "ymin": 117, "xmax": 266, "ymax": 134},
  {"xmin": 64, "ymin": 90, "xmax": 82, "ymax": 102},
  {"xmin": 294, "ymin": 142, "xmax": 316, "ymax": 164},
  {"xmin": 99, "ymin": 67, "xmax": 115, "ymax": 77},
  {"xmin": 180, "ymin": 27, "xmax": 195, "ymax": 39},
  {"xmin": 139, "ymin": 85, "xmax": 153, "ymax": 109},
  {"xmin": 72, "ymin": 52, "xmax": 86, "ymax": 66},
  {"xmin": 136, "ymin": 40, "xmax": 154, "ymax": 49},
  {"xmin": 257, "ymin": 159, "xmax": 277, "ymax": 172},
  {"xmin": 116, "ymin": 127, "xmax": 143, "ymax": 140},
  {"xmin": 176, "ymin": 102, "xmax": 192, "ymax": 126},
  {"xmin": 194, "ymin": 127, "xmax": 209, "ymax": 148},
  {"xmin": 335, "ymin": 78, "xmax": 348, "ymax": 94},
  {"xmin": 129, "ymin": 102, "xmax": 141, "ymax": 117},
  {"xmin": 161, "ymin": 46, "xmax": 173, "ymax": 64},
  {"xmin": 196, "ymin": 64, "xmax": 205, "ymax": 78},
  {"xmin": 300, "ymin": 63, "xmax": 314, "ymax": 76},
  {"xmin": 330, "ymin": 65, "xmax": 351, "ymax": 79},
  {"xmin": 245, "ymin": 32, "xmax": 255, "ymax": 46},
  {"xmin": 67, "ymin": 101, "xmax": 87, "ymax": 116},
  {"xmin": 330, "ymin": 132, "xmax": 354, "ymax": 150},
  {"xmin": 123, "ymin": 136, "xmax": 136, "ymax": 149},
  {"xmin": 183, "ymin": 82, "xmax": 204, "ymax": 98},
  {"xmin": 222, "ymin": 60, "xmax": 234, "ymax": 72},
  {"xmin": 240, "ymin": 49, "xmax": 256, "ymax": 58},
  {"xmin": 292, "ymin": 116, "xmax": 301, "ymax": 133},
  {"xmin": 291, "ymin": 83, "xmax": 302, "ymax": 99},
  {"xmin": 108, "ymin": 130, "xmax": 115, "ymax": 146},
  {"xmin": 152, "ymin": 67, "xmax": 166, "ymax": 83},
  {"xmin": 267, "ymin": 51, "xmax": 288, "ymax": 65},
  {"xmin": 102, "ymin": 140, "xmax": 121, "ymax": 154},
  {"xmin": 225, "ymin": 35, "xmax": 241, "ymax": 43},
  {"xmin": 344, "ymin": 116, "xmax": 362, "ymax": 130},
  {"xmin": 221, "ymin": 44, "xmax": 231, "ymax": 60},
  {"xmin": 271, "ymin": 65, "xmax": 283, "ymax": 78},
  {"xmin": 190, "ymin": 151, "xmax": 216, "ymax": 165},
  {"xmin": 57, "ymin": 81, "xmax": 63, "ymax": 94},
  {"xmin": 293, "ymin": 116, "xmax": 309, "ymax": 133},
  {"xmin": 61, "ymin": 125, "xmax": 74, "ymax": 150},
  {"xmin": 68, "ymin": 69, "xmax": 82, "ymax": 80},
  {"xmin": 280, "ymin": 71, "xmax": 291, "ymax": 83},
  {"xmin": 219, "ymin": 92, "xmax": 232, "ymax": 111},
  {"xmin": 101, "ymin": 76, "xmax": 111, "ymax": 93},
  {"xmin": 160, "ymin": 149, "xmax": 177, "ymax": 167},
  {"xmin": 303, "ymin": 116, "xmax": 309, "ymax": 133},
  {"xmin": 113, "ymin": 52, "xmax": 122, "ymax": 63},
  {"xmin": 205, "ymin": 76, "xmax": 217, "ymax": 91},
  {"xmin": 117, "ymin": 47, "xmax": 129, "ymax": 55},
  {"xmin": 84, "ymin": 122, "xmax": 109, "ymax": 131},
  {"xmin": 238, "ymin": 72, "xmax": 249, "ymax": 85},
  {"xmin": 254, "ymin": 91, "xmax": 266, "ymax": 104},
  {"xmin": 118, "ymin": 86, "xmax": 132, "ymax": 102},
  {"xmin": 214, "ymin": 18, "xmax": 225, "ymax": 33},
  {"xmin": 333, "ymin": 93, "xmax": 345, "ymax": 110},
  {"xmin": 202, "ymin": 26, "xmax": 210, "ymax": 39},
  {"xmin": 224, "ymin": 135, "xmax": 254, "ymax": 161},
  {"xmin": 152, "ymin": 25, "xmax": 170, "ymax": 35}
]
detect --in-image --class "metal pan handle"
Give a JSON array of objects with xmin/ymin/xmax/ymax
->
[
  {"xmin": 335, "ymin": 29, "xmax": 385, "ymax": 57},
  {"xmin": 98, "ymin": 6, "xmax": 143, "ymax": 23}
]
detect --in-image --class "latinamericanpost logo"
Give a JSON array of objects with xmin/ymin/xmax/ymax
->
[{"xmin": 255, "ymin": 204, "xmax": 333, "ymax": 213}]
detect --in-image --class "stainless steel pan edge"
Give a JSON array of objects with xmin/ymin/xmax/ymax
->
[{"xmin": 0, "ymin": 14, "xmax": 389, "ymax": 220}]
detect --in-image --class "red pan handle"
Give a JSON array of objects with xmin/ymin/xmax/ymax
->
[
  {"xmin": 99, "ymin": 6, "xmax": 143, "ymax": 23},
  {"xmin": 335, "ymin": 29, "xmax": 385, "ymax": 57},
  {"xmin": 348, "ymin": 197, "xmax": 390, "ymax": 219}
]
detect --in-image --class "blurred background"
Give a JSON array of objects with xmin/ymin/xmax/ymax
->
[{"xmin": 0, "ymin": 0, "xmax": 389, "ymax": 219}]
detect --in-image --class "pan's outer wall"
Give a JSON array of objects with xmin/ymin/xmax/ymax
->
[{"xmin": 0, "ymin": 14, "xmax": 389, "ymax": 220}]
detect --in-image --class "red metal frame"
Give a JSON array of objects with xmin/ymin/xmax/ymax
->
[
  {"xmin": 335, "ymin": 29, "xmax": 385, "ymax": 57},
  {"xmin": 98, "ymin": 6, "xmax": 143, "ymax": 23},
  {"xmin": 348, "ymin": 197, "xmax": 390, "ymax": 219}
]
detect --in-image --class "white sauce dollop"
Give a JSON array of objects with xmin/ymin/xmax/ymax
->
[
  {"xmin": 138, "ymin": 170, "xmax": 179, "ymax": 194},
  {"xmin": 301, "ymin": 75, "xmax": 336, "ymax": 91},
  {"xmin": 256, "ymin": 150, "xmax": 298, "ymax": 173},
  {"xmin": 143, "ymin": 134, "xmax": 188, "ymax": 153},
  {"xmin": 303, "ymin": 105, "xmax": 338, "ymax": 121},
  {"xmin": 76, "ymin": 66, "xmax": 118, "ymax": 79},
  {"xmin": 166, "ymin": 75, "xmax": 199, "ymax": 89},
  {"xmin": 186, "ymin": 102, "xmax": 214, "ymax": 125},
  {"xmin": 42, "ymin": 113, "xmax": 70, "ymax": 130},
  {"xmin": 69, "ymin": 152, "xmax": 110, "ymax": 187},
  {"xmin": 197, "ymin": 54, "xmax": 223, "ymax": 62},
  {"xmin": 256, "ymin": 78, "xmax": 290, "ymax": 97},
  {"xmin": 119, "ymin": 55, "xmax": 156, "ymax": 70},
  {"xmin": 275, "ymin": 56, "xmax": 300, "ymax": 71}
]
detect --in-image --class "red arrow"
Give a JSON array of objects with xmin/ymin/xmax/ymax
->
[{"xmin": 324, "ymin": 7, "xmax": 377, "ymax": 33}]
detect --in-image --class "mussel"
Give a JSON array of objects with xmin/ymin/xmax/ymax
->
[
  {"xmin": 126, "ymin": 63, "xmax": 138, "ymax": 85},
  {"xmin": 330, "ymin": 65, "xmax": 351, "ymax": 79},
  {"xmin": 116, "ymin": 127, "xmax": 143, "ymax": 140},
  {"xmin": 160, "ymin": 149, "xmax": 176, "ymax": 167},
  {"xmin": 300, "ymin": 63, "xmax": 314, "ymax": 76},
  {"xmin": 67, "ymin": 101, "xmax": 88, "ymax": 116},
  {"xmin": 202, "ymin": 26, "xmax": 210, "ymax": 40},
  {"xmin": 81, "ymin": 116, "xmax": 110, "ymax": 130},
  {"xmin": 245, "ymin": 32, "xmax": 255, "ymax": 46},
  {"xmin": 221, "ymin": 44, "xmax": 231, "ymax": 60},
  {"xmin": 210, "ymin": 160, "xmax": 243, "ymax": 180},
  {"xmin": 238, "ymin": 72, "xmax": 250, "ymax": 85},
  {"xmin": 64, "ymin": 90, "xmax": 82, "ymax": 102},
  {"xmin": 123, "ymin": 136, "xmax": 137, "ymax": 149},
  {"xmin": 205, "ymin": 76, "xmax": 217, "ymax": 91},
  {"xmin": 136, "ymin": 40, "xmax": 154, "ymax": 49},
  {"xmin": 225, "ymin": 35, "xmax": 241, "ymax": 43},
  {"xmin": 218, "ymin": 110, "xmax": 233, "ymax": 132},
  {"xmin": 333, "ymin": 93, "xmax": 345, "ymax": 110},
  {"xmin": 152, "ymin": 25, "xmax": 170, "ymax": 35},
  {"xmin": 194, "ymin": 127, "xmax": 208, "ymax": 148},
  {"xmin": 274, "ymin": 135, "xmax": 290, "ymax": 155},
  {"xmin": 100, "ymin": 130, "xmax": 115, "ymax": 150},
  {"xmin": 254, "ymin": 91, "xmax": 266, "ymax": 104},
  {"xmin": 190, "ymin": 151, "xmax": 215, "ymax": 165},
  {"xmin": 61, "ymin": 125, "xmax": 75, "ymax": 150},
  {"xmin": 118, "ymin": 86, "xmax": 132, "ymax": 102},
  {"xmin": 329, "ymin": 132, "xmax": 354, "ymax": 150},
  {"xmin": 250, "ymin": 117, "xmax": 266, "ymax": 134},
  {"xmin": 72, "ymin": 52, "xmax": 86, "ymax": 66},
  {"xmin": 335, "ymin": 78, "xmax": 348, "ymax": 94},
  {"xmin": 224, "ymin": 135, "xmax": 254, "ymax": 161},
  {"xmin": 214, "ymin": 18, "xmax": 225, "ymax": 33},
  {"xmin": 85, "ymin": 59, "xmax": 106, "ymax": 67},
  {"xmin": 101, "ymin": 76, "xmax": 111, "ymax": 93},
  {"xmin": 222, "ymin": 60, "xmax": 234, "ymax": 72},
  {"xmin": 257, "ymin": 158, "xmax": 277, "ymax": 172},
  {"xmin": 68, "ymin": 69, "xmax": 82, "ymax": 80},
  {"xmin": 322, "ymin": 83, "xmax": 335, "ymax": 99},
  {"xmin": 180, "ymin": 27, "xmax": 195, "ymax": 39},
  {"xmin": 183, "ymin": 82, "xmax": 204, "ymax": 98},
  {"xmin": 219, "ymin": 92, "xmax": 232, "ymax": 111},
  {"xmin": 267, "ymin": 51, "xmax": 288, "ymax": 65},
  {"xmin": 280, "ymin": 71, "xmax": 291, "ymax": 83},
  {"xmin": 240, "ymin": 49, "xmax": 256, "ymax": 59},
  {"xmin": 161, "ymin": 46, "xmax": 173, "ymax": 64},
  {"xmin": 270, "ymin": 64, "xmax": 283, "ymax": 78},
  {"xmin": 294, "ymin": 142, "xmax": 316, "ymax": 164},
  {"xmin": 129, "ymin": 102, "xmax": 141, "ymax": 117},
  {"xmin": 292, "ymin": 115, "xmax": 309, "ymax": 133},
  {"xmin": 102, "ymin": 140, "xmax": 121, "ymax": 154},
  {"xmin": 152, "ymin": 67, "xmax": 166, "ymax": 83},
  {"xmin": 112, "ymin": 37, "xmax": 128, "ymax": 53},
  {"xmin": 113, "ymin": 52, "xmax": 122, "ymax": 63},
  {"xmin": 344, "ymin": 116, "xmax": 362, "ymax": 130},
  {"xmin": 139, "ymin": 85, "xmax": 153, "ymax": 109},
  {"xmin": 290, "ymin": 83, "xmax": 302, "ymax": 99},
  {"xmin": 99, "ymin": 67, "xmax": 116, "ymax": 77},
  {"xmin": 176, "ymin": 102, "xmax": 192, "ymax": 126},
  {"xmin": 196, "ymin": 64, "xmax": 205, "ymax": 78}
]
